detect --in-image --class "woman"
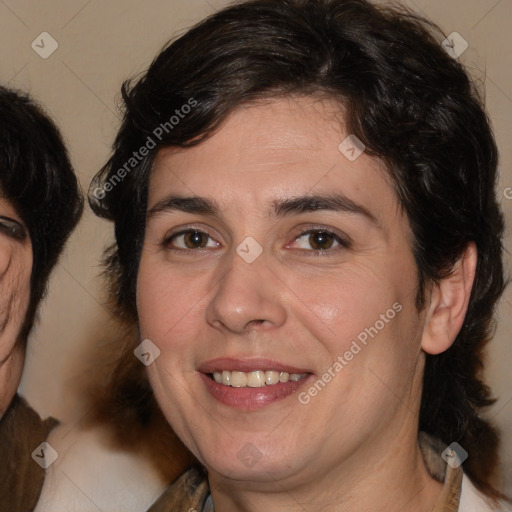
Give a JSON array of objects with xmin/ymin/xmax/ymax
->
[
  {"xmin": 89, "ymin": 0, "xmax": 512, "ymax": 510},
  {"xmin": 0, "ymin": 85, "xmax": 83, "ymax": 511}
]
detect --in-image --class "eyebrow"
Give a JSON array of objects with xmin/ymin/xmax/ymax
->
[{"xmin": 147, "ymin": 193, "xmax": 379, "ymax": 225}]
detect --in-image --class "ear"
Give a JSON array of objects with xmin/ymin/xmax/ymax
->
[{"xmin": 421, "ymin": 242, "xmax": 477, "ymax": 355}]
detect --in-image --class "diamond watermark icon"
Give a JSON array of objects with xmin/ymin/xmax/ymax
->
[
  {"xmin": 237, "ymin": 442, "xmax": 263, "ymax": 468},
  {"xmin": 442, "ymin": 32, "xmax": 468, "ymax": 59},
  {"xmin": 338, "ymin": 134, "xmax": 365, "ymax": 162},
  {"xmin": 441, "ymin": 442, "xmax": 468, "ymax": 469},
  {"xmin": 236, "ymin": 237, "xmax": 263, "ymax": 264},
  {"xmin": 134, "ymin": 338, "xmax": 161, "ymax": 366},
  {"xmin": 31, "ymin": 442, "xmax": 58, "ymax": 469},
  {"xmin": 31, "ymin": 32, "xmax": 59, "ymax": 59}
]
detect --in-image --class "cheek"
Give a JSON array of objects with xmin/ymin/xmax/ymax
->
[
  {"xmin": 288, "ymin": 263, "xmax": 406, "ymax": 352},
  {"xmin": 136, "ymin": 257, "xmax": 208, "ymax": 345},
  {"xmin": 0, "ymin": 246, "xmax": 11, "ymax": 277},
  {"xmin": 0, "ymin": 344, "xmax": 24, "ymax": 417},
  {"xmin": 289, "ymin": 260, "xmax": 420, "ymax": 402},
  {"xmin": 0, "ymin": 245, "xmax": 32, "ymax": 366},
  {"xmin": 0, "ymin": 248, "xmax": 31, "ymax": 322}
]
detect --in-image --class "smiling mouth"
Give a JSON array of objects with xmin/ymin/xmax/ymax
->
[{"xmin": 209, "ymin": 370, "xmax": 309, "ymax": 388}]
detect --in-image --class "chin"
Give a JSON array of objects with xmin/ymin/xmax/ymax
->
[{"xmin": 195, "ymin": 438, "xmax": 307, "ymax": 483}]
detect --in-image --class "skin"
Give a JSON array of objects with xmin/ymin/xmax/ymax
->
[
  {"xmin": 0, "ymin": 197, "xmax": 32, "ymax": 418},
  {"xmin": 137, "ymin": 96, "xmax": 476, "ymax": 512}
]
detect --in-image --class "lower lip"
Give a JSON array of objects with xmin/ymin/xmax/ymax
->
[{"xmin": 200, "ymin": 373, "xmax": 312, "ymax": 410}]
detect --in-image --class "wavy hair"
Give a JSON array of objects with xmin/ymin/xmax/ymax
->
[{"xmin": 89, "ymin": 0, "xmax": 507, "ymax": 497}]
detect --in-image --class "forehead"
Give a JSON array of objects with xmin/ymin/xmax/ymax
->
[{"xmin": 148, "ymin": 96, "xmax": 400, "ymax": 225}]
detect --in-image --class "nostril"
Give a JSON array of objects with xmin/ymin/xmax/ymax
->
[{"xmin": 247, "ymin": 319, "xmax": 265, "ymax": 328}]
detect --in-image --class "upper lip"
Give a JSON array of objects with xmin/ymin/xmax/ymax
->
[{"xmin": 198, "ymin": 357, "xmax": 312, "ymax": 374}]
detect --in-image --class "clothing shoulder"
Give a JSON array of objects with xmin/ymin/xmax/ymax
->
[
  {"xmin": 460, "ymin": 475, "xmax": 512, "ymax": 512},
  {"xmin": 0, "ymin": 394, "xmax": 57, "ymax": 512}
]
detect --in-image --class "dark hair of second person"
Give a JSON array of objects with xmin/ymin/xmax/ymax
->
[{"xmin": 0, "ymin": 84, "xmax": 83, "ymax": 511}]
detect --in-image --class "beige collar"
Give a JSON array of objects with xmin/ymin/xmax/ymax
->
[{"xmin": 419, "ymin": 432, "xmax": 463, "ymax": 512}]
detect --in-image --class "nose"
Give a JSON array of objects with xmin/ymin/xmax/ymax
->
[{"xmin": 205, "ymin": 248, "xmax": 287, "ymax": 335}]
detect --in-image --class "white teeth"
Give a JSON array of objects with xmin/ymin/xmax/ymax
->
[
  {"xmin": 247, "ymin": 370, "xmax": 266, "ymax": 388},
  {"xmin": 211, "ymin": 370, "xmax": 307, "ymax": 388},
  {"xmin": 221, "ymin": 370, "xmax": 231, "ymax": 386},
  {"xmin": 265, "ymin": 371, "xmax": 280, "ymax": 385},
  {"xmin": 230, "ymin": 371, "xmax": 247, "ymax": 387}
]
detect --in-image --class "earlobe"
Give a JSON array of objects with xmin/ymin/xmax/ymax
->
[{"xmin": 421, "ymin": 242, "xmax": 477, "ymax": 355}]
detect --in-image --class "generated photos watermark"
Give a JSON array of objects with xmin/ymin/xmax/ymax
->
[
  {"xmin": 134, "ymin": 338, "xmax": 161, "ymax": 366},
  {"xmin": 298, "ymin": 302, "xmax": 403, "ymax": 405},
  {"xmin": 92, "ymin": 97, "xmax": 197, "ymax": 200},
  {"xmin": 441, "ymin": 442, "xmax": 468, "ymax": 469},
  {"xmin": 31, "ymin": 32, "xmax": 59, "ymax": 59},
  {"xmin": 441, "ymin": 32, "xmax": 468, "ymax": 59},
  {"xmin": 338, "ymin": 134, "xmax": 365, "ymax": 162},
  {"xmin": 31, "ymin": 441, "xmax": 59, "ymax": 469},
  {"xmin": 237, "ymin": 442, "xmax": 263, "ymax": 468},
  {"xmin": 236, "ymin": 236, "xmax": 264, "ymax": 264}
]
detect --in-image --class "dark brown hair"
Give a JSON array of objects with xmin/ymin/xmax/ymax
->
[
  {"xmin": 0, "ymin": 85, "xmax": 83, "ymax": 342},
  {"xmin": 89, "ymin": 0, "xmax": 507, "ymax": 497}
]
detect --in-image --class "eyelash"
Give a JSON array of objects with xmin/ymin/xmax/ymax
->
[{"xmin": 163, "ymin": 226, "xmax": 350, "ymax": 256}]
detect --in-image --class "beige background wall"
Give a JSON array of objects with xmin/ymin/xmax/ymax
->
[{"xmin": 1, "ymin": 0, "xmax": 511, "ymax": 493}]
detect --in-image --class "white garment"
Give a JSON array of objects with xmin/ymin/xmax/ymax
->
[
  {"xmin": 460, "ymin": 474, "xmax": 512, "ymax": 512},
  {"xmin": 34, "ymin": 423, "xmax": 169, "ymax": 512}
]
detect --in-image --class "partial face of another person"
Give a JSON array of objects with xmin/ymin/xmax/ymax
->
[
  {"xmin": 137, "ymin": 96, "xmax": 429, "ymax": 487},
  {"xmin": 0, "ymin": 197, "xmax": 32, "ymax": 417}
]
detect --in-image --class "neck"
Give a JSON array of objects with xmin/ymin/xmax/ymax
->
[{"xmin": 207, "ymin": 426, "xmax": 444, "ymax": 512}]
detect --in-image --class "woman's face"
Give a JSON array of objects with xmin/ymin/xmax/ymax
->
[
  {"xmin": 0, "ymin": 198, "xmax": 32, "ymax": 417},
  {"xmin": 137, "ymin": 96, "xmax": 426, "ymax": 487}
]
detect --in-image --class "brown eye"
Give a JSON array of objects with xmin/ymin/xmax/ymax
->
[
  {"xmin": 0, "ymin": 216, "xmax": 27, "ymax": 241},
  {"xmin": 308, "ymin": 231, "xmax": 335, "ymax": 250},
  {"xmin": 183, "ymin": 231, "xmax": 208, "ymax": 249},
  {"xmin": 291, "ymin": 229, "xmax": 348, "ymax": 253},
  {"xmin": 166, "ymin": 229, "xmax": 219, "ymax": 251}
]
